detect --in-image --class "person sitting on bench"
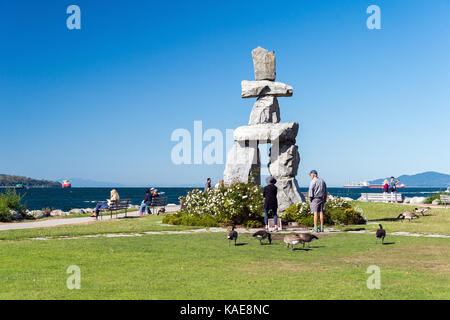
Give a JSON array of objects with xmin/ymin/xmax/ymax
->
[
  {"xmin": 138, "ymin": 189, "xmax": 152, "ymax": 215},
  {"xmin": 93, "ymin": 189, "xmax": 120, "ymax": 219}
]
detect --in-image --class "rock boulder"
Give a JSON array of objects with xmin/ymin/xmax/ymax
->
[
  {"xmin": 251, "ymin": 46, "xmax": 276, "ymax": 81},
  {"xmin": 241, "ymin": 80, "xmax": 293, "ymax": 98},
  {"xmin": 224, "ymin": 141, "xmax": 261, "ymax": 185},
  {"xmin": 233, "ymin": 122, "xmax": 298, "ymax": 143},
  {"xmin": 248, "ymin": 96, "xmax": 280, "ymax": 125}
]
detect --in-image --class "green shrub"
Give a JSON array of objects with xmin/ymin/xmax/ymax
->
[
  {"xmin": 0, "ymin": 189, "xmax": 26, "ymax": 222},
  {"xmin": 243, "ymin": 219, "xmax": 264, "ymax": 228},
  {"xmin": 0, "ymin": 201, "xmax": 12, "ymax": 222},
  {"xmin": 424, "ymin": 192, "xmax": 447, "ymax": 204},
  {"xmin": 284, "ymin": 202, "xmax": 333, "ymax": 227},
  {"xmin": 162, "ymin": 212, "xmax": 220, "ymax": 227},
  {"xmin": 330, "ymin": 208, "xmax": 366, "ymax": 225},
  {"xmin": 284, "ymin": 197, "xmax": 365, "ymax": 227}
]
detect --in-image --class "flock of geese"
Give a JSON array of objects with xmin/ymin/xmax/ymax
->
[
  {"xmin": 396, "ymin": 207, "xmax": 431, "ymax": 221},
  {"xmin": 227, "ymin": 207, "xmax": 433, "ymax": 249},
  {"xmin": 227, "ymin": 227, "xmax": 319, "ymax": 250}
]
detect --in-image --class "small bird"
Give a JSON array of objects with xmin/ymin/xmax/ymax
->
[
  {"xmin": 284, "ymin": 234, "xmax": 301, "ymax": 251},
  {"xmin": 296, "ymin": 233, "xmax": 318, "ymax": 249},
  {"xmin": 414, "ymin": 207, "xmax": 431, "ymax": 216},
  {"xmin": 253, "ymin": 230, "xmax": 272, "ymax": 245},
  {"xmin": 157, "ymin": 208, "xmax": 166, "ymax": 215},
  {"xmin": 397, "ymin": 211, "xmax": 419, "ymax": 222},
  {"xmin": 376, "ymin": 224, "xmax": 386, "ymax": 244},
  {"xmin": 227, "ymin": 226, "xmax": 238, "ymax": 246}
]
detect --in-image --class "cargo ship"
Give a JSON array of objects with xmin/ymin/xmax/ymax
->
[
  {"xmin": 343, "ymin": 181, "xmax": 406, "ymax": 189},
  {"xmin": 62, "ymin": 179, "xmax": 72, "ymax": 188},
  {"xmin": 343, "ymin": 181, "xmax": 370, "ymax": 189}
]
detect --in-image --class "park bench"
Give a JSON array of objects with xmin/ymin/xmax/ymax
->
[
  {"xmin": 149, "ymin": 197, "xmax": 168, "ymax": 215},
  {"xmin": 440, "ymin": 194, "xmax": 450, "ymax": 208},
  {"xmin": 99, "ymin": 199, "xmax": 131, "ymax": 219},
  {"xmin": 360, "ymin": 193, "xmax": 403, "ymax": 203}
]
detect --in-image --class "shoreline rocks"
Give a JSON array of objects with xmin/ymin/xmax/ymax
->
[{"xmin": 9, "ymin": 210, "xmax": 23, "ymax": 220}]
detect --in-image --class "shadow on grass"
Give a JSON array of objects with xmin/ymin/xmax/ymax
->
[
  {"xmin": 234, "ymin": 243, "xmax": 248, "ymax": 246},
  {"xmin": 368, "ymin": 218, "xmax": 400, "ymax": 222},
  {"xmin": 343, "ymin": 227, "xmax": 366, "ymax": 231},
  {"xmin": 382, "ymin": 242, "xmax": 396, "ymax": 245}
]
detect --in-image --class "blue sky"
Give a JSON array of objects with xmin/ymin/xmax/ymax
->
[{"xmin": 1, "ymin": 0, "xmax": 449, "ymax": 187}]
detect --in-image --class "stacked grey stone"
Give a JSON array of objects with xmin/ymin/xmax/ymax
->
[{"xmin": 224, "ymin": 47, "xmax": 304, "ymax": 212}]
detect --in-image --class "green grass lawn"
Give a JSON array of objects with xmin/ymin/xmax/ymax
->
[
  {"xmin": 0, "ymin": 202, "xmax": 449, "ymax": 300},
  {"xmin": 0, "ymin": 215, "xmax": 199, "ymax": 241},
  {"xmin": 343, "ymin": 202, "xmax": 450, "ymax": 235},
  {"xmin": 0, "ymin": 232, "xmax": 448, "ymax": 299}
]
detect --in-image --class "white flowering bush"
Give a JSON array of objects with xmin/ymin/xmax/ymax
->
[{"xmin": 178, "ymin": 182, "xmax": 264, "ymax": 226}]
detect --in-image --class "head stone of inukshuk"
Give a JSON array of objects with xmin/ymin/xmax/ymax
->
[{"xmin": 223, "ymin": 46, "xmax": 305, "ymax": 213}]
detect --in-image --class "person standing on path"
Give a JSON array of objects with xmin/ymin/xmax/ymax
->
[
  {"xmin": 204, "ymin": 178, "xmax": 212, "ymax": 191},
  {"xmin": 263, "ymin": 176, "xmax": 278, "ymax": 232},
  {"xmin": 382, "ymin": 179, "xmax": 389, "ymax": 194},
  {"xmin": 389, "ymin": 176, "xmax": 400, "ymax": 193},
  {"xmin": 308, "ymin": 170, "xmax": 328, "ymax": 233}
]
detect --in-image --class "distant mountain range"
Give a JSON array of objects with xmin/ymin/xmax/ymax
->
[
  {"xmin": 370, "ymin": 171, "xmax": 450, "ymax": 187},
  {"xmin": 0, "ymin": 174, "xmax": 61, "ymax": 188}
]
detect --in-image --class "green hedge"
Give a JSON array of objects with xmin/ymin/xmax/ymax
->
[{"xmin": 284, "ymin": 198, "xmax": 365, "ymax": 227}]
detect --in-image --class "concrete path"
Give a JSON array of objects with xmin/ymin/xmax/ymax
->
[{"xmin": 0, "ymin": 205, "xmax": 180, "ymax": 231}]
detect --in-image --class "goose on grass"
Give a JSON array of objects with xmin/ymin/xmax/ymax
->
[
  {"xmin": 227, "ymin": 226, "xmax": 238, "ymax": 246},
  {"xmin": 252, "ymin": 230, "xmax": 272, "ymax": 245}
]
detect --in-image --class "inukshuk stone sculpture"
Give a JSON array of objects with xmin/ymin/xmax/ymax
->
[{"xmin": 224, "ymin": 47, "xmax": 304, "ymax": 212}]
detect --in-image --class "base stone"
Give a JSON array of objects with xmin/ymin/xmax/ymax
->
[
  {"xmin": 223, "ymin": 141, "xmax": 261, "ymax": 185},
  {"xmin": 268, "ymin": 142, "xmax": 300, "ymax": 178},
  {"xmin": 275, "ymin": 177, "xmax": 305, "ymax": 213}
]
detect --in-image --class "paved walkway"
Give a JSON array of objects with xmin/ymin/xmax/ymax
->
[{"xmin": 0, "ymin": 205, "xmax": 180, "ymax": 231}]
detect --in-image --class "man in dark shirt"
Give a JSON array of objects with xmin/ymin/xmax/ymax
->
[
  {"xmin": 263, "ymin": 176, "xmax": 278, "ymax": 232},
  {"xmin": 204, "ymin": 178, "xmax": 212, "ymax": 191}
]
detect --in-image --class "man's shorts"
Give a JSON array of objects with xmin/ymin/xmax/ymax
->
[{"xmin": 310, "ymin": 198, "xmax": 325, "ymax": 213}]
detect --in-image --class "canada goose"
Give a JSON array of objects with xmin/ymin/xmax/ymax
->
[
  {"xmin": 414, "ymin": 207, "xmax": 431, "ymax": 216},
  {"xmin": 284, "ymin": 234, "xmax": 301, "ymax": 251},
  {"xmin": 227, "ymin": 226, "xmax": 238, "ymax": 246},
  {"xmin": 253, "ymin": 230, "xmax": 272, "ymax": 245},
  {"xmin": 375, "ymin": 224, "xmax": 386, "ymax": 244},
  {"xmin": 397, "ymin": 211, "xmax": 419, "ymax": 222},
  {"xmin": 296, "ymin": 233, "xmax": 318, "ymax": 248}
]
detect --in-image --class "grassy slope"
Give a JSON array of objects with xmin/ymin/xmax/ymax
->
[
  {"xmin": 0, "ymin": 215, "xmax": 199, "ymax": 241},
  {"xmin": 344, "ymin": 202, "xmax": 450, "ymax": 235},
  {"xmin": 0, "ymin": 232, "xmax": 448, "ymax": 299}
]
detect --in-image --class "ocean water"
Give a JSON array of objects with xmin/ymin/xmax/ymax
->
[{"xmin": 9, "ymin": 187, "xmax": 445, "ymax": 211}]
